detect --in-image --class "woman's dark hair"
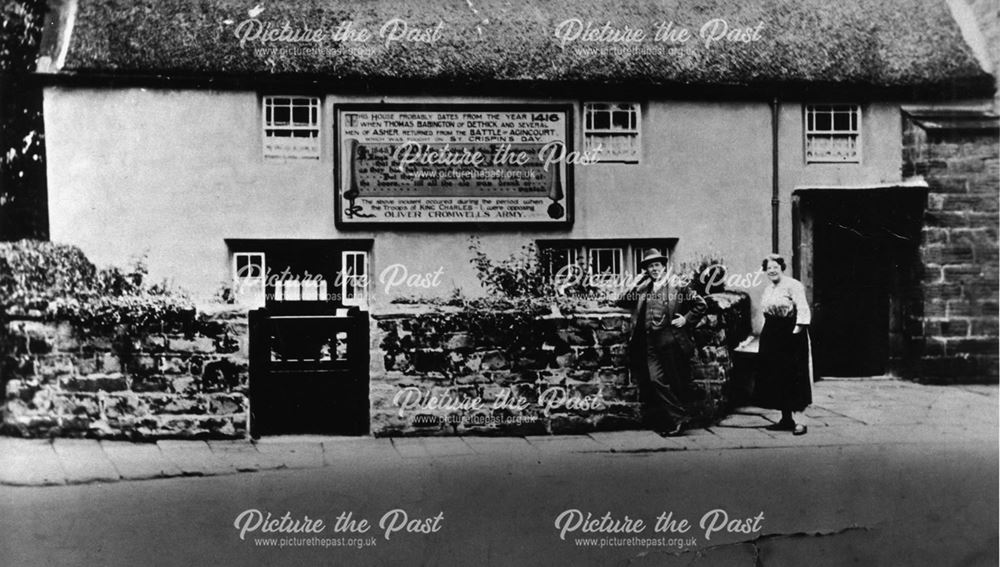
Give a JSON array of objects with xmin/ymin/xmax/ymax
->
[{"xmin": 761, "ymin": 253, "xmax": 786, "ymax": 272}]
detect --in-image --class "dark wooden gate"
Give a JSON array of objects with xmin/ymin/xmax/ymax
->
[{"xmin": 249, "ymin": 303, "xmax": 369, "ymax": 437}]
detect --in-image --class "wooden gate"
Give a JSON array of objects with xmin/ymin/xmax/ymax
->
[{"xmin": 249, "ymin": 303, "xmax": 369, "ymax": 437}]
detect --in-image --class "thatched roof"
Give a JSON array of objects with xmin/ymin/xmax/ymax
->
[{"xmin": 38, "ymin": 0, "xmax": 994, "ymax": 92}]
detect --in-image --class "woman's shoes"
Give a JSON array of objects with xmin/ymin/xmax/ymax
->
[
  {"xmin": 765, "ymin": 420, "xmax": 795, "ymax": 431},
  {"xmin": 653, "ymin": 420, "xmax": 804, "ymax": 437},
  {"xmin": 765, "ymin": 420, "xmax": 806, "ymax": 435}
]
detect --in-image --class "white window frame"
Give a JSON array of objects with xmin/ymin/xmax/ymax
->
[
  {"xmin": 588, "ymin": 247, "xmax": 624, "ymax": 278},
  {"xmin": 804, "ymin": 104, "xmax": 862, "ymax": 164},
  {"xmin": 540, "ymin": 241, "xmax": 673, "ymax": 292},
  {"xmin": 341, "ymin": 251, "xmax": 369, "ymax": 308},
  {"xmin": 583, "ymin": 102, "xmax": 642, "ymax": 163},
  {"xmin": 232, "ymin": 252, "xmax": 266, "ymax": 307},
  {"xmin": 586, "ymin": 247, "xmax": 627, "ymax": 289},
  {"xmin": 262, "ymin": 95, "xmax": 321, "ymax": 161}
]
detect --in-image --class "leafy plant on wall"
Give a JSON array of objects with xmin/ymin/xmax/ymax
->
[
  {"xmin": 467, "ymin": 237, "xmax": 555, "ymax": 300},
  {"xmin": 380, "ymin": 239, "xmax": 567, "ymax": 379},
  {"xmin": 0, "ymin": 240, "xmax": 195, "ymax": 337},
  {"xmin": 679, "ymin": 250, "xmax": 728, "ymax": 296},
  {"xmin": 468, "ymin": 236, "xmax": 612, "ymax": 307}
]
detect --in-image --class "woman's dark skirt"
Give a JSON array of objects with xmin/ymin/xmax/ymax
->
[{"xmin": 754, "ymin": 315, "xmax": 812, "ymax": 412}]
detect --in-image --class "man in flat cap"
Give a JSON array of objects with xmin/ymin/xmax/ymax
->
[{"xmin": 617, "ymin": 249, "xmax": 707, "ymax": 436}]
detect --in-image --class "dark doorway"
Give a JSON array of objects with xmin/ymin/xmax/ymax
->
[
  {"xmin": 794, "ymin": 188, "xmax": 925, "ymax": 377},
  {"xmin": 249, "ymin": 303, "xmax": 370, "ymax": 436}
]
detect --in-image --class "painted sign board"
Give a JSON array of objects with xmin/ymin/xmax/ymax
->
[{"xmin": 335, "ymin": 104, "xmax": 574, "ymax": 227}]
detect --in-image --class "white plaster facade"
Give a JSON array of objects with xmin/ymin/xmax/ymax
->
[{"xmin": 42, "ymin": 87, "xmax": 907, "ymax": 326}]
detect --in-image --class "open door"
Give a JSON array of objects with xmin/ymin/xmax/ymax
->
[{"xmin": 794, "ymin": 188, "xmax": 925, "ymax": 377}]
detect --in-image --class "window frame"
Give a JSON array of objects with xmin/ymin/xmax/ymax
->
[
  {"xmin": 227, "ymin": 240, "xmax": 372, "ymax": 309},
  {"xmin": 341, "ymin": 250, "xmax": 369, "ymax": 308},
  {"xmin": 587, "ymin": 247, "xmax": 625, "ymax": 283},
  {"xmin": 582, "ymin": 101, "xmax": 642, "ymax": 164},
  {"xmin": 261, "ymin": 95, "xmax": 322, "ymax": 162},
  {"xmin": 232, "ymin": 252, "xmax": 266, "ymax": 307},
  {"xmin": 537, "ymin": 239, "xmax": 676, "ymax": 291},
  {"xmin": 804, "ymin": 104, "xmax": 862, "ymax": 164}
]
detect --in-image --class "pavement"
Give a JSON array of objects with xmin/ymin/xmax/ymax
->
[
  {"xmin": 1, "ymin": 378, "xmax": 997, "ymax": 566},
  {"xmin": 1, "ymin": 378, "xmax": 997, "ymax": 487}
]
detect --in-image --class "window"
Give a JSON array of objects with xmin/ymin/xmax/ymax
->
[
  {"xmin": 583, "ymin": 102, "xmax": 641, "ymax": 163},
  {"xmin": 232, "ymin": 252, "xmax": 266, "ymax": 307},
  {"xmin": 228, "ymin": 240, "xmax": 371, "ymax": 309},
  {"xmin": 341, "ymin": 251, "xmax": 368, "ymax": 307},
  {"xmin": 631, "ymin": 247, "xmax": 668, "ymax": 276},
  {"xmin": 263, "ymin": 96, "xmax": 321, "ymax": 161},
  {"xmin": 588, "ymin": 248, "xmax": 624, "ymax": 281},
  {"xmin": 805, "ymin": 104, "xmax": 861, "ymax": 163},
  {"xmin": 546, "ymin": 247, "xmax": 579, "ymax": 279},
  {"xmin": 538, "ymin": 239, "xmax": 676, "ymax": 292}
]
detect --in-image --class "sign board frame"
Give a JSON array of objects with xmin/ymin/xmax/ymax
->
[{"xmin": 333, "ymin": 103, "xmax": 575, "ymax": 229}]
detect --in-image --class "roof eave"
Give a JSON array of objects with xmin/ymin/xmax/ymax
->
[{"xmin": 29, "ymin": 68, "xmax": 997, "ymax": 102}]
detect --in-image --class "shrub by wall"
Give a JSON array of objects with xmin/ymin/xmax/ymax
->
[{"xmin": 1, "ymin": 241, "xmax": 250, "ymax": 438}]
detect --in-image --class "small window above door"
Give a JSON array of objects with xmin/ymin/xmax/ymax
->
[{"xmin": 227, "ymin": 240, "xmax": 372, "ymax": 310}]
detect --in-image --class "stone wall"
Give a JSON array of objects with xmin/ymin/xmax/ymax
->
[
  {"xmin": 903, "ymin": 111, "xmax": 999, "ymax": 383},
  {"xmin": 3, "ymin": 294, "xmax": 752, "ymax": 438},
  {"xmin": 1, "ymin": 308, "xmax": 250, "ymax": 438},
  {"xmin": 368, "ymin": 292, "xmax": 751, "ymax": 436}
]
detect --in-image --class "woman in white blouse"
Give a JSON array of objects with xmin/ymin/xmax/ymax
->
[{"xmin": 756, "ymin": 253, "xmax": 812, "ymax": 436}]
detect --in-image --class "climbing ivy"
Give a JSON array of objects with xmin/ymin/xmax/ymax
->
[{"xmin": 0, "ymin": 239, "xmax": 195, "ymax": 334}]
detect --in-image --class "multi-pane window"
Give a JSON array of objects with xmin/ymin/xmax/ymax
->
[
  {"xmin": 229, "ymin": 246, "xmax": 370, "ymax": 309},
  {"xmin": 232, "ymin": 252, "xmax": 266, "ymax": 307},
  {"xmin": 263, "ymin": 96, "xmax": 321, "ymax": 160},
  {"xmin": 539, "ymin": 240, "xmax": 675, "ymax": 293},
  {"xmin": 583, "ymin": 102, "xmax": 641, "ymax": 163},
  {"xmin": 341, "ymin": 251, "xmax": 368, "ymax": 307},
  {"xmin": 588, "ymin": 248, "xmax": 624, "ymax": 283},
  {"xmin": 805, "ymin": 104, "xmax": 861, "ymax": 163}
]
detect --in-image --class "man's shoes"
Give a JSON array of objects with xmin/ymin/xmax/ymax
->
[
  {"xmin": 657, "ymin": 422, "xmax": 686, "ymax": 437},
  {"xmin": 765, "ymin": 420, "xmax": 795, "ymax": 431},
  {"xmin": 792, "ymin": 424, "xmax": 808, "ymax": 436}
]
